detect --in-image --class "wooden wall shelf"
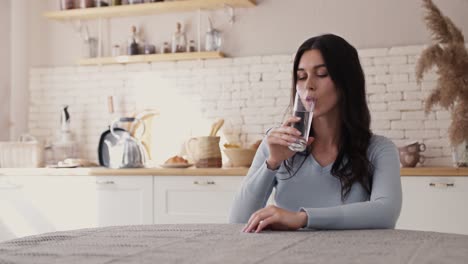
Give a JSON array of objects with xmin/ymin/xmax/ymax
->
[
  {"xmin": 44, "ymin": 0, "xmax": 256, "ymax": 20},
  {"xmin": 77, "ymin": 51, "xmax": 224, "ymax": 65}
]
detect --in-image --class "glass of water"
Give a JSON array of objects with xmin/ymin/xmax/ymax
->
[{"xmin": 288, "ymin": 92, "xmax": 315, "ymax": 152}]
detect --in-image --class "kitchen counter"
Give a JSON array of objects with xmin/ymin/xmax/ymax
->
[
  {"xmin": 0, "ymin": 167, "xmax": 467, "ymax": 176},
  {"xmin": 400, "ymin": 167, "xmax": 468, "ymax": 176},
  {"xmin": 0, "ymin": 167, "xmax": 249, "ymax": 176}
]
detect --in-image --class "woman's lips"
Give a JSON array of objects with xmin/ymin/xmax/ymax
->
[{"xmin": 305, "ymin": 96, "xmax": 316, "ymax": 110}]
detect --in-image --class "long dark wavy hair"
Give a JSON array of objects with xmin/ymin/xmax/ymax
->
[{"xmin": 284, "ymin": 34, "xmax": 374, "ymax": 201}]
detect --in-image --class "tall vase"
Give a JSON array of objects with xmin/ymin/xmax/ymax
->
[{"xmin": 451, "ymin": 140, "xmax": 468, "ymax": 167}]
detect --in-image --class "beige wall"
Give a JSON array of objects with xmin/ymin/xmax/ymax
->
[
  {"xmin": 0, "ymin": 0, "xmax": 10, "ymax": 140},
  {"xmin": 28, "ymin": 0, "xmax": 468, "ymax": 66},
  {"xmin": 10, "ymin": 0, "xmax": 30, "ymax": 140}
]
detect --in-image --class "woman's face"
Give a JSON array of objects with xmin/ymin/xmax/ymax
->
[{"xmin": 296, "ymin": 49, "xmax": 339, "ymax": 118}]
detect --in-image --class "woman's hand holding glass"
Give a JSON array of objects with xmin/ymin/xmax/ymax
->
[{"xmin": 266, "ymin": 116, "xmax": 315, "ymax": 170}]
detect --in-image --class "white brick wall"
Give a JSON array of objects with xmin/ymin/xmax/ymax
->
[{"xmin": 28, "ymin": 44, "xmax": 456, "ymax": 166}]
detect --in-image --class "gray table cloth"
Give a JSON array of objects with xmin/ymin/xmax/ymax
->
[{"xmin": 1, "ymin": 224, "xmax": 467, "ymax": 263}]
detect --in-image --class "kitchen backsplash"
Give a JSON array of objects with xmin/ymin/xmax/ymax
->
[{"xmin": 28, "ymin": 44, "xmax": 454, "ymax": 166}]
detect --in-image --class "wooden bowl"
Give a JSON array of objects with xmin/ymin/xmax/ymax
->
[{"xmin": 223, "ymin": 148, "xmax": 256, "ymax": 167}]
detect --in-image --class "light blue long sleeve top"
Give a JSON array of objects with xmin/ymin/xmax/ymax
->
[{"xmin": 229, "ymin": 135, "xmax": 402, "ymax": 229}]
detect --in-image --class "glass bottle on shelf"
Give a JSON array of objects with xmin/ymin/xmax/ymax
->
[
  {"xmin": 128, "ymin": 25, "xmax": 140, "ymax": 55},
  {"xmin": 171, "ymin": 22, "xmax": 187, "ymax": 53},
  {"xmin": 205, "ymin": 17, "xmax": 222, "ymax": 52},
  {"xmin": 161, "ymin": 42, "xmax": 170, "ymax": 54},
  {"xmin": 83, "ymin": 37, "xmax": 98, "ymax": 58},
  {"xmin": 188, "ymin": 40, "xmax": 196, "ymax": 52}
]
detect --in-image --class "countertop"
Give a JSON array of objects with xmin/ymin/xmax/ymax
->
[
  {"xmin": 0, "ymin": 167, "xmax": 468, "ymax": 176},
  {"xmin": 2, "ymin": 224, "xmax": 468, "ymax": 263}
]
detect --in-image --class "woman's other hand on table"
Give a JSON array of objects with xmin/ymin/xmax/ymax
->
[{"xmin": 242, "ymin": 205, "xmax": 308, "ymax": 233}]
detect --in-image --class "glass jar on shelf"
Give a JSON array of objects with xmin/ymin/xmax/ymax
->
[
  {"xmin": 188, "ymin": 40, "xmax": 196, "ymax": 52},
  {"xmin": 144, "ymin": 44, "xmax": 156, "ymax": 54},
  {"xmin": 79, "ymin": 0, "xmax": 95, "ymax": 8},
  {"xmin": 161, "ymin": 42, "xmax": 170, "ymax": 54},
  {"xmin": 112, "ymin": 44, "xmax": 121, "ymax": 57},
  {"xmin": 95, "ymin": 0, "xmax": 109, "ymax": 7},
  {"xmin": 205, "ymin": 17, "xmax": 222, "ymax": 52}
]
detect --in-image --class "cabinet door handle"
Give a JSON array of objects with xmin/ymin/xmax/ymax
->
[
  {"xmin": 193, "ymin": 180, "xmax": 216, "ymax": 185},
  {"xmin": 95, "ymin": 180, "xmax": 115, "ymax": 185},
  {"xmin": 429, "ymin": 182, "xmax": 455, "ymax": 188}
]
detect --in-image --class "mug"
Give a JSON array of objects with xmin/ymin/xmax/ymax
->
[
  {"xmin": 399, "ymin": 151, "xmax": 425, "ymax": 167},
  {"xmin": 398, "ymin": 142, "xmax": 426, "ymax": 167},
  {"xmin": 400, "ymin": 141, "xmax": 426, "ymax": 153},
  {"xmin": 185, "ymin": 136, "xmax": 222, "ymax": 168}
]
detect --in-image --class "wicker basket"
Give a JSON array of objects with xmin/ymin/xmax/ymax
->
[
  {"xmin": 0, "ymin": 135, "xmax": 44, "ymax": 168},
  {"xmin": 223, "ymin": 148, "xmax": 256, "ymax": 167}
]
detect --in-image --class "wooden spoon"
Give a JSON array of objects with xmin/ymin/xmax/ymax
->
[
  {"xmin": 211, "ymin": 119, "xmax": 224, "ymax": 136},
  {"xmin": 209, "ymin": 120, "xmax": 218, "ymax": 136}
]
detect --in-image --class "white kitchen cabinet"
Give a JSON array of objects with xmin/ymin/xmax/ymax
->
[
  {"xmin": 396, "ymin": 176, "xmax": 468, "ymax": 235},
  {"xmin": 0, "ymin": 176, "xmax": 94, "ymax": 241},
  {"xmin": 153, "ymin": 175, "xmax": 275, "ymax": 224},
  {"xmin": 153, "ymin": 176, "xmax": 244, "ymax": 224},
  {"xmin": 0, "ymin": 175, "xmax": 153, "ymax": 242},
  {"xmin": 0, "ymin": 176, "xmax": 34, "ymax": 242},
  {"xmin": 92, "ymin": 176, "xmax": 153, "ymax": 227}
]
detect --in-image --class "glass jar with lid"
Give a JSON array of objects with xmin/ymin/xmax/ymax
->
[{"xmin": 205, "ymin": 17, "xmax": 222, "ymax": 51}]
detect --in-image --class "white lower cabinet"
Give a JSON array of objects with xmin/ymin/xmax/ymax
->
[
  {"xmin": 1, "ymin": 176, "xmax": 95, "ymax": 241},
  {"xmin": 93, "ymin": 176, "xmax": 153, "ymax": 227},
  {"xmin": 0, "ymin": 175, "xmax": 153, "ymax": 242},
  {"xmin": 154, "ymin": 176, "xmax": 244, "ymax": 224},
  {"xmin": 396, "ymin": 176, "xmax": 468, "ymax": 235},
  {"xmin": 4, "ymin": 173, "xmax": 467, "ymax": 242},
  {"xmin": 0, "ymin": 176, "xmax": 31, "ymax": 242}
]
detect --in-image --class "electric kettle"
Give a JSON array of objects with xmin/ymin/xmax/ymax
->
[{"xmin": 104, "ymin": 117, "xmax": 147, "ymax": 168}]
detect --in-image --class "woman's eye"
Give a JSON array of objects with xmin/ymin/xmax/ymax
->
[
  {"xmin": 317, "ymin": 72, "xmax": 328, "ymax": 78},
  {"xmin": 297, "ymin": 75, "xmax": 307, "ymax": 80}
]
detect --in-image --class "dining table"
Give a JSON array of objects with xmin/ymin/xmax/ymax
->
[{"xmin": 0, "ymin": 224, "xmax": 467, "ymax": 263}]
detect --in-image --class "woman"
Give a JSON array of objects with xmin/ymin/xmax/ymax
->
[{"xmin": 229, "ymin": 34, "xmax": 402, "ymax": 233}]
